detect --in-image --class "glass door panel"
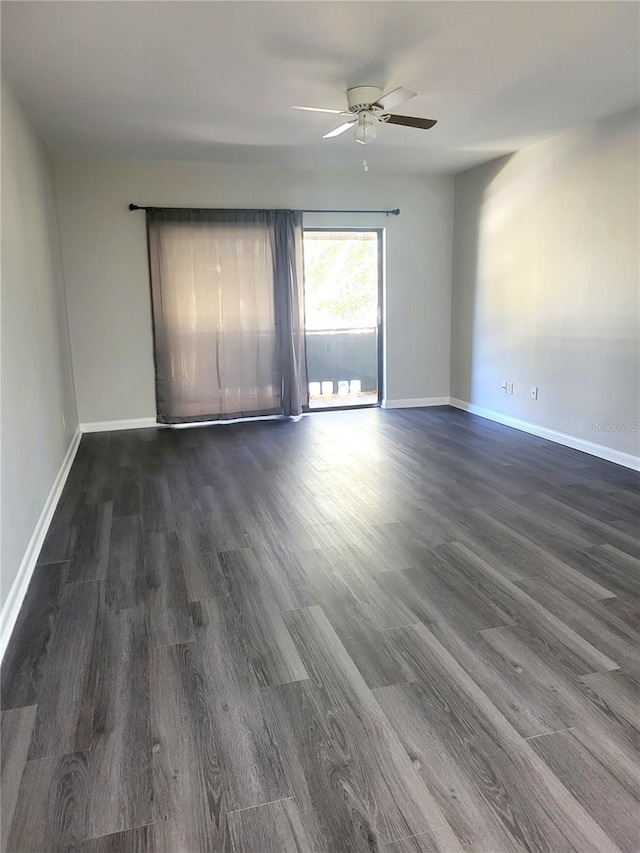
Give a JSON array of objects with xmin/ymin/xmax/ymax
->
[{"xmin": 303, "ymin": 230, "xmax": 381, "ymax": 410}]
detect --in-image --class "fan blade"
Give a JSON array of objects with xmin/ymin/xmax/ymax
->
[
  {"xmin": 291, "ymin": 105, "xmax": 346, "ymax": 115},
  {"xmin": 385, "ymin": 114, "xmax": 437, "ymax": 130},
  {"xmin": 323, "ymin": 121, "xmax": 357, "ymax": 139},
  {"xmin": 374, "ymin": 87, "xmax": 416, "ymax": 111}
]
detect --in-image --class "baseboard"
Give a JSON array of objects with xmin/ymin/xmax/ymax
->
[
  {"xmin": 0, "ymin": 427, "xmax": 82, "ymax": 663},
  {"xmin": 382, "ymin": 397, "xmax": 450, "ymax": 409},
  {"xmin": 449, "ymin": 398, "xmax": 640, "ymax": 471},
  {"xmin": 81, "ymin": 417, "xmax": 157, "ymax": 433}
]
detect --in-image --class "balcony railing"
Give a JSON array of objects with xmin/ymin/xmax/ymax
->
[{"xmin": 305, "ymin": 327, "xmax": 377, "ymax": 393}]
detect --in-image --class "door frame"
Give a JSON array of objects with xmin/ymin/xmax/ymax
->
[{"xmin": 302, "ymin": 227, "xmax": 384, "ymax": 413}]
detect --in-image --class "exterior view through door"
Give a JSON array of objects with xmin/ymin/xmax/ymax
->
[{"xmin": 303, "ymin": 229, "xmax": 381, "ymax": 409}]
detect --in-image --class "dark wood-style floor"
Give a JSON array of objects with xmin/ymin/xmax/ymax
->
[{"xmin": 1, "ymin": 407, "xmax": 639, "ymax": 852}]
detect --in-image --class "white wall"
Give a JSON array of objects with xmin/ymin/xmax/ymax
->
[
  {"xmin": 53, "ymin": 158, "xmax": 453, "ymax": 423},
  {"xmin": 1, "ymin": 80, "xmax": 78, "ymax": 606},
  {"xmin": 451, "ymin": 109, "xmax": 640, "ymax": 458}
]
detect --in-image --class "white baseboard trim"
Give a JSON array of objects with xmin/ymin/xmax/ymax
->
[
  {"xmin": 449, "ymin": 398, "xmax": 640, "ymax": 471},
  {"xmin": 1, "ymin": 427, "xmax": 82, "ymax": 663},
  {"xmin": 382, "ymin": 397, "xmax": 450, "ymax": 409},
  {"xmin": 81, "ymin": 417, "xmax": 157, "ymax": 433}
]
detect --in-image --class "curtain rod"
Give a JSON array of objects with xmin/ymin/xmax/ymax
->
[{"xmin": 128, "ymin": 203, "xmax": 400, "ymax": 216}]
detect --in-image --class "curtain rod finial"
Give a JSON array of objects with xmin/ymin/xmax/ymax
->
[{"xmin": 129, "ymin": 203, "xmax": 141, "ymax": 211}]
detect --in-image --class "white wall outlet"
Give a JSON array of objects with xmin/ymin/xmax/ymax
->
[
  {"xmin": 507, "ymin": 382, "xmax": 514, "ymax": 395},
  {"xmin": 531, "ymin": 386, "xmax": 538, "ymax": 400}
]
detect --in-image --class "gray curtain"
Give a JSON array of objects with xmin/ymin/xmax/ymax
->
[{"xmin": 146, "ymin": 208, "xmax": 308, "ymax": 423}]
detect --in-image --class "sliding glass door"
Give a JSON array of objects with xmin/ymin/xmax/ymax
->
[{"xmin": 303, "ymin": 229, "xmax": 382, "ymax": 410}]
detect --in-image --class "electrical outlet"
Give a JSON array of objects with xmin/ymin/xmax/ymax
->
[
  {"xmin": 531, "ymin": 386, "xmax": 538, "ymax": 400},
  {"xmin": 507, "ymin": 382, "xmax": 514, "ymax": 395}
]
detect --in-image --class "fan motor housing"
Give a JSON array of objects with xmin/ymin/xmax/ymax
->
[{"xmin": 347, "ymin": 86, "xmax": 384, "ymax": 113}]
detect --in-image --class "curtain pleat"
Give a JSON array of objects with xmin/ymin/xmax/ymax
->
[
  {"xmin": 272, "ymin": 210, "xmax": 308, "ymax": 417},
  {"xmin": 146, "ymin": 208, "xmax": 307, "ymax": 423}
]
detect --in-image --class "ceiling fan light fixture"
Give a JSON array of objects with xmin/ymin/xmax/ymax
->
[
  {"xmin": 354, "ymin": 112, "xmax": 377, "ymax": 145},
  {"xmin": 293, "ymin": 85, "xmax": 437, "ymax": 144}
]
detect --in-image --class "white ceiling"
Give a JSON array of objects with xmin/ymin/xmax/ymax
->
[{"xmin": 2, "ymin": 1, "xmax": 639, "ymax": 174}]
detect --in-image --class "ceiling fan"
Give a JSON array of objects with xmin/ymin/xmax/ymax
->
[{"xmin": 291, "ymin": 85, "xmax": 437, "ymax": 144}]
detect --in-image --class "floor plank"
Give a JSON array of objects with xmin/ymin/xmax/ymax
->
[
  {"xmin": 374, "ymin": 621, "xmax": 622, "ymax": 852},
  {"xmin": 505, "ymin": 491, "xmax": 640, "ymax": 561},
  {"xmin": 340, "ymin": 622, "xmax": 416, "ymax": 689},
  {"xmin": 141, "ymin": 473, "xmax": 177, "ymax": 534},
  {"xmin": 516, "ymin": 575, "xmax": 638, "ymax": 671},
  {"xmin": 394, "ymin": 618, "xmax": 640, "ymax": 799},
  {"xmin": 6, "ymin": 751, "xmax": 90, "ymax": 851},
  {"xmin": 284, "ymin": 547, "xmax": 418, "ymax": 688},
  {"xmin": 112, "ymin": 465, "xmax": 142, "ymax": 519},
  {"xmin": 580, "ymin": 670, "xmax": 640, "ymax": 731},
  {"xmin": 36, "ymin": 498, "xmax": 80, "ymax": 564},
  {"xmin": 66, "ymin": 502, "xmax": 113, "ymax": 584},
  {"xmin": 82, "ymin": 824, "xmax": 154, "ymax": 853},
  {"xmin": 529, "ymin": 728, "xmax": 640, "ymax": 852},
  {"xmin": 1, "ymin": 562, "xmax": 68, "ymax": 710},
  {"xmin": 228, "ymin": 798, "xmax": 311, "ymax": 853},
  {"xmin": 461, "ymin": 508, "xmax": 618, "ymax": 600},
  {"xmin": 87, "ymin": 602, "xmax": 153, "ymax": 838},
  {"xmin": 177, "ymin": 511, "xmax": 228, "ymax": 602},
  {"xmin": 150, "ymin": 642, "xmax": 231, "ymax": 852},
  {"xmin": 384, "ymin": 825, "xmax": 465, "ymax": 853},
  {"xmin": 263, "ymin": 606, "xmax": 448, "ymax": 850},
  {"xmin": 150, "ymin": 598, "xmax": 290, "ymax": 849},
  {"xmin": 105, "ymin": 516, "xmax": 144, "ymax": 610},
  {"xmin": 188, "ymin": 597, "xmax": 291, "ymax": 810},
  {"xmin": 392, "ymin": 618, "xmax": 571, "ymax": 739},
  {"xmin": 218, "ymin": 549, "xmax": 308, "ymax": 686},
  {"xmin": 376, "ymin": 552, "xmax": 515, "ymax": 639},
  {"xmin": 0, "ymin": 704, "xmax": 37, "ymax": 851},
  {"xmin": 561, "ymin": 544, "xmax": 640, "ymax": 603},
  {"xmin": 441, "ymin": 541, "xmax": 620, "ymax": 674},
  {"xmin": 595, "ymin": 595, "xmax": 640, "ymax": 636},
  {"xmin": 145, "ymin": 531, "xmax": 194, "ymax": 648},
  {"xmin": 28, "ymin": 580, "xmax": 101, "ymax": 759}
]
